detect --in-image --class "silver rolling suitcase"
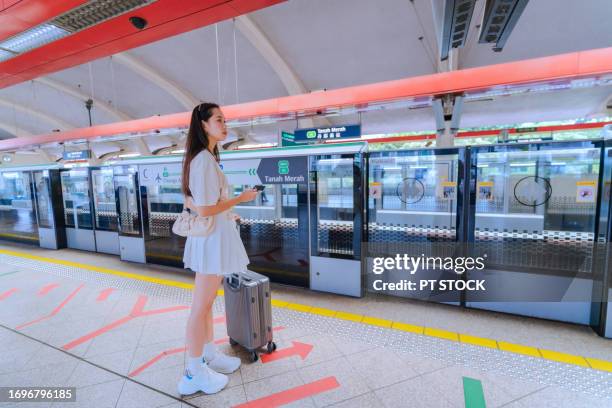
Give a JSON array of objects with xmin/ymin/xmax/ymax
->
[{"xmin": 223, "ymin": 270, "xmax": 277, "ymax": 362}]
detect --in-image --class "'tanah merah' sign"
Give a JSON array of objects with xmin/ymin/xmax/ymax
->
[{"xmin": 294, "ymin": 124, "xmax": 361, "ymax": 142}]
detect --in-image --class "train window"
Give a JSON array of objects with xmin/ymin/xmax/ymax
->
[
  {"xmin": 474, "ymin": 147, "xmax": 600, "ymax": 276},
  {"xmin": 0, "ymin": 171, "xmax": 38, "ymax": 242},
  {"xmin": 33, "ymin": 172, "xmax": 54, "ymax": 229},
  {"xmin": 368, "ymin": 153, "xmax": 459, "ymax": 228},
  {"xmin": 91, "ymin": 168, "xmax": 118, "ymax": 232},
  {"xmin": 231, "ymin": 184, "xmax": 276, "ymax": 208},
  {"xmin": 313, "ymin": 156, "xmax": 357, "ymax": 256},
  {"xmin": 60, "ymin": 170, "xmax": 93, "ymax": 229},
  {"xmin": 114, "ymin": 167, "xmax": 141, "ymax": 236}
]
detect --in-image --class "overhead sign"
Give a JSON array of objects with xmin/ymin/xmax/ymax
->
[
  {"xmin": 63, "ymin": 150, "xmax": 91, "ymax": 161},
  {"xmin": 221, "ymin": 156, "xmax": 308, "ymax": 185},
  {"xmin": 515, "ymin": 127, "xmax": 539, "ymax": 133},
  {"xmin": 138, "ymin": 163, "xmax": 182, "ymax": 187},
  {"xmin": 294, "ymin": 124, "xmax": 361, "ymax": 142},
  {"xmin": 281, "ymin": 131, "xmax": 302, "ymax": 147}
]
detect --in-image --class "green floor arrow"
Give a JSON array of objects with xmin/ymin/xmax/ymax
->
[{"xmin": 463, "ymin": 377, "xmax": 486, "ymax": 408}]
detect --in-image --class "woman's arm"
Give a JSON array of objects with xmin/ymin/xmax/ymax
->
[{"xmin": 187, "ymin": 189, "xmax": 258, "ymax": 217}]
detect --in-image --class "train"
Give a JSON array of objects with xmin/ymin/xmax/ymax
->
[{"xmin": 1, "ymin": 139, "xmax": 611, "ymax": 337}]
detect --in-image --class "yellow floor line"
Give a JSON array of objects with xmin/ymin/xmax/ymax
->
[
  {"xmin": 0, "ymin": 233, "xmax": 38, "ymax": 241},
  {"xmin": 425, "ymin": 327, "xmax": 459, "ymax": 342},
  {"xmin": 498, "ymin": 341, "xmax": 542, "ymax": 358},
  {"xmin": 0, "ymin": 248, "xmax": 224, "ymax": 296},
  {"xmin": 539, "ymin": 349, "xmax": 589, "ymax": 368},
  {"xmin": 2, "ymin": 247, "xmax": 610, "ymax": 373},
  {"xmin": 459, "ymin": 334, "xmax": 498, "ymax": 349}
]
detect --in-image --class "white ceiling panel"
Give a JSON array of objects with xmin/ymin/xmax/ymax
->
[
  {"xmin": 462, "ymin": 0, "xmax": 612, "ymax": 68},
  {"xmin": 0, "ymin": 0, "xmax": 610, "ymax": 143},
  {"xmin": 249, "ymin": 0, "xmax": 438, "ymax": 90},
  {"xmin": 127, "ymin": 19, "xmax": 289, "ymax": 105},
  {"xmin": 461, "ymin": 86, "xmax": 612, "ymax": 128}
]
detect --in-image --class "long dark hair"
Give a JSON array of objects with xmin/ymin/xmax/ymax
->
[{"xmin": 181, "ymin": 102, "xmax": 220, "ymax": 197}]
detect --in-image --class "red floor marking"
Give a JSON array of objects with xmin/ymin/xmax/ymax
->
[
  {"xmin": 128, "ymin": 346, "xmax": 187, "ymax": 377},
  {"xmin": 213, "ymin": 315, "xmax": 226, "ymax": 324},
  {"xmin": 128, "ymin": 326, "xmax": 286, "ymax": 377},
  {"xmin": 96, "ymin": 288, "xmax": 115, "ymax": 302},
  {"xmin": 0, "ymin": 288, "xmax": 18, "ymax": 301},
  {"xmin": 260, "ymin": 341, "xmax": 313, "ymax": 364},
  {"xmin": 16, "ymin": 284, "xmax": 84, "ymax": 330},
  {"xmin": 232, "ymin": 376, "xmax": 340, "ymax": 408},
  {"xmin": 38, "ymin": 283, "xmax": 59, "ymax": 296},
  {"xmin": 62, "ymin": 295, "xmax": 189, "ymax": 351}
]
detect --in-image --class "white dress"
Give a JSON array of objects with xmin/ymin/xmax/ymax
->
[{"xmin": 182, "ymin": 150, "xmax": 250, "ymax": 275}]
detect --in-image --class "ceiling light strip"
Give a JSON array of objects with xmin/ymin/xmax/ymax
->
[{"xmin": 0, "ymin": 0, "xmax": 155, "ymax": 63}]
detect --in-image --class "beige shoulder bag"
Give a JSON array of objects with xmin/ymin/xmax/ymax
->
[
  {"xmin": 172, "ymin": 158, "xmax": 227, "ymax": 237},
  {"xmin": 171, "ymin": 197, "xmax": 215, "ymax": 237}
]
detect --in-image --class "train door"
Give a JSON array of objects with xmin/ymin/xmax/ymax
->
[
  {"xmin": 138, "ymin": 162, "xmax": 184, "ymax": 266},
  {"xmin": 0, "ymin": 170, "xmax": 39, "ymax": 245},
  {"xmin": 366, "ymin": 148, "xmax": 463, "ymax": 304},
  {"xmin": 309, "ymin": 153, "xmax": 365, "ymax": 297},
  {"xmin": 114, "ymin": 165, "xmax": 145, "ymax": 263},
  {"xmin": 90, "ymin": 167, "xmax": 120, "ymax": 255},
  {"xmin": 224, "ymin": 156, "xmax": 310, "ymax": 287},
  {"xmin": 60, "ymin": 168, "xmax": 96, "ymax": 251},
  {"xmin": 466, "ymin": 141, "xmax": 602, "ymax": 324},
  {"xmin": 32, "ymin": 169, "xmax": 66, "ymax": 249},
  {"xmin": 594, "ymin": 137, "xmax": 612, "ymax": 338}
]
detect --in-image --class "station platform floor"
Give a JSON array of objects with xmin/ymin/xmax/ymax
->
[{"xmin": 0, "ymin": 241, "xmax": 611, "ymax": 407}]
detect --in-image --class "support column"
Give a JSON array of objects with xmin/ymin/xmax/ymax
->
[{"xmin": 432, "ymin": 93, "xmax": 463, "ymax": 148}]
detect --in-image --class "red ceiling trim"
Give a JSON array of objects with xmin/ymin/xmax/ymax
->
[
  {"xmin": 0, "ymin": 0, "xmax": 87, "ymax": 41},
  {"xmin": 0, "ymin": 47, "xmax": 611, "ymax": 151},
  {"xmin": 0, "ymin": 0, "xmax": 285, "ymax": 88},
  {"xmin": 364, "ymin": 121, "xmax": 612, "ymax": 145}
]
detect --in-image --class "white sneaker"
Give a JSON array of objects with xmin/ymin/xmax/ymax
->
[
  {"xmin": 204, "ymin": 352, "xmax": 242, "ymax": 374},
  {"xmin": 177, "ymin": 364, "xmax": 228, "ymax": 396}
]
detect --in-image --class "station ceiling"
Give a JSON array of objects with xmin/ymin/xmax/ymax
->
[{"xmin": 0, "ymin": 0, "xmax": 611, "ymax": 147}]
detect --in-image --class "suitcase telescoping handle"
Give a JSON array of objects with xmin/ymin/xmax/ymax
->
[{"xmin": 226, "ymin": 272, "xmax": 252, "ymax": 291}]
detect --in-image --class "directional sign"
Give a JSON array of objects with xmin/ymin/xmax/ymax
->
[
  {"xmin": 63, "ymin": 150, "xmax": 91, "ymax": 161},
  {"xmin": 281, "ymin": 131, "xmax": 303, "ymax": 147},
  {"xmin": 138, "ymin": 163, "xmax": 182, "ymax": 187},
  {"xmin": 260, "ymin": 341, "xmax": 313, "ymax": 363},
  {"xmin": 221, "ymin": 156, "xmax": 308, "ymax": 185},
  {"xmin": 294, "ymin": 124, "xmax": 361, "ymax": 142}
]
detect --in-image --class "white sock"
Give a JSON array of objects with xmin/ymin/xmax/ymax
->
[
  {"xmin": 203, "ymin": 342, "xmax": 218, "ymax": 361},
  {"xmin": 187, "ymin": 355, "xmax": 203, "ymax": 374}
]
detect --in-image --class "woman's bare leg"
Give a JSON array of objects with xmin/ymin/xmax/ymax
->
[
  {"xmin": 178, "ymin": 274, "xmax": 228, "ymax": 396},
  {"xmin": 186, "ymin": 274, "xmax": 223, "ymax": 358}
]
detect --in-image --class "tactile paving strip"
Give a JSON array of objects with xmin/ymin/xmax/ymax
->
[
  {"xmin": 270, "ymin": 308, "xmax": 612, "ymax": 399},
  {"xmin": 2, "ymin": 252, "xmax": 611, "ymax": 399}
]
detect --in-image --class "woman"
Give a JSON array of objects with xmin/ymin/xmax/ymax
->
[{"xmin": 178, "ymin": 103, "xmax": 258, "ymax": 396}]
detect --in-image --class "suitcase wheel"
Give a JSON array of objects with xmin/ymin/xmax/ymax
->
[
  {"xmin": 267, "ymin": 341, "xmax": 277, "ymax": 354},
  {"xmin": 250, "ymin": 351, "xmax": 259, "ymax": 362},
  {"xmin": 229, "ymin": 337, "xmax": 238, "ymax": 346}
]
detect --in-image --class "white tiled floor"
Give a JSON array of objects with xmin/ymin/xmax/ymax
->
[{"xmin": 0, "ymin": 243, "xmax": 611, "ymax": 407}]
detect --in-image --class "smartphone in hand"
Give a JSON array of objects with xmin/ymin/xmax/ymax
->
[{"xmin": 254, "ymin": 185, "xmax": 266, "ymax": 191}]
